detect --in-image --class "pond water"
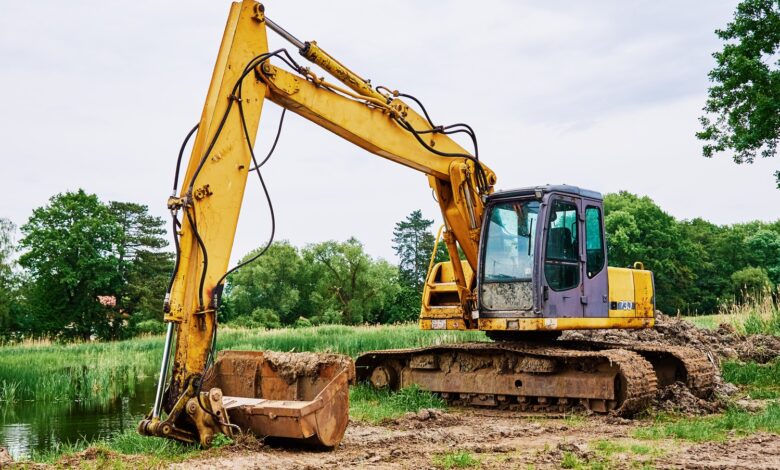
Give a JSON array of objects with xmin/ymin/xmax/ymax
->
[{"xmin": 0, "ymin": 377, "xmax": 156, "ymax": 460}]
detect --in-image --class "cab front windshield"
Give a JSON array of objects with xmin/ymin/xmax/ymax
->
[{"xmin": 483, "ymin": 200, "xmax": 539, "ymax": 282}]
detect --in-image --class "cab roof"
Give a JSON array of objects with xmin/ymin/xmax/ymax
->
[{"xmin": 487, "ymin": 184, "xmax": 602, "ymax": 202}]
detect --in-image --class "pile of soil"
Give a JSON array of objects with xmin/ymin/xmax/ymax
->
[
  {"xmin": 562, "ymin": 312, "xmax": 780, "ymax": 364},
  {"xmin": 563, "ymin": 312, "xmax": 780, "ymax": 414},
  {"xmin": 264, "ymin": 351, "xmax": 354, "ymax": 384},
  {"xmin": 654, "ymin": 381, "xmax": 724, "ymax": 414},
  {"xmin": 0, "ymin": 447, "xmax": 12, "ymax": 467},
  {"xmin": 388, "ymin": 408, "xmax": 462, "ymax": 429}
]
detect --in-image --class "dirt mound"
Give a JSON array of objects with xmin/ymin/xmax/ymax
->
[
  {"xmin": 0, "ymin": 447, "xmax": 13, "ymax": 468},
  {"xmin": 533, "ymin": 441, "xmax": 595, "ymax": 468},
  {"xmin": 655, "ymin": 381, "xmax": 724, "ymax": 414},
  {"xmin": 562, "ymin": 312, "xmax": 780, "ymax": 363},
  {"xmin": 389, "ymin": 408, "xmax": 462, "ymax": 429},
  {"xmin": 264, "ymin": 351, "xmax": 353, "ymax": 384}
]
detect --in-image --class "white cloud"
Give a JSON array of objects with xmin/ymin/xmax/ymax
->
[{"xmin": 0, "ymin": 0, "xmax": 775, "ymax": 267}]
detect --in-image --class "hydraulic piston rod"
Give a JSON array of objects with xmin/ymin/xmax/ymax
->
[
  {"xmin": 152, "ymin": 322, "xmax": 175, "ymax": 418},
  {"xmin": 265, "ymin": 16, "xmax": 305, "ymax": 50},
  {"xmin": 265, "ymin": 15, "xmax": 385, "ymax": 102}
]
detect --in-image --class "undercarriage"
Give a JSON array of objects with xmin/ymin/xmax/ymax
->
[{"xmin": 355, "ymin": 340, "xmax": 716, "ymax": 416}]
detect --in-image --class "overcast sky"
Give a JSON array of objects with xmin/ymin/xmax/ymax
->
[{"xmin": 1, "ymin": 0, "xmax": 777, "ymax": 264}]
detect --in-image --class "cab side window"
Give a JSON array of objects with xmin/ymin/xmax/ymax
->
[
  {"xmin": 544, "ymin": 199, "xmax": 579, "ymax": 290},
  {"xmin": 585, "ymin": 206, "xmax": 605, "ymax": 278}
]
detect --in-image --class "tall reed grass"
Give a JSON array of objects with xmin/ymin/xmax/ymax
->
[
  {"xmin": 0, "ymin": 324, "xmax": 485, "ymax": 408},
  {"xmin": 686, "ymin": 297, "xmax": 780, "ymax": 335}
]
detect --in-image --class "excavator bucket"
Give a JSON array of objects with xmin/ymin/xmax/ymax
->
[{"xmin": 203, "ymin": 350, "xmax": 355, "ymax": 448}]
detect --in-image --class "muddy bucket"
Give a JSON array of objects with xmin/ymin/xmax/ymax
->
[{"xmin": 204, "ymin": 350, "xmax": 355, "ymax": 448}]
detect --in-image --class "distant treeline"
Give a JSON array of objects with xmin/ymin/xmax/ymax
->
[
  {"xmin": 0, "ymin": 190, "xmax": 777, "ymax": 340},
  {"xmin": 604, "ymin": 192, "xmax": 780, "ymax": 313}
]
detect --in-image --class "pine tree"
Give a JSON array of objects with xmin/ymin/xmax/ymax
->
[
  {"xmin": 109, "ymin": 201, "xmax": 174, "ymax": 333},
  {"xmin": 392, "ymin": 210, "xmax": 440, "ymax": 293}
]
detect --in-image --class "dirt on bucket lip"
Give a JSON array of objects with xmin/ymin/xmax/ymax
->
[
  {"xmin": 263, "ymin": 351, "xmax": 354, "ymax": 384},
  {"xmin": 561, "ymin": 312, "xmax": 780, "ymax": 364}
]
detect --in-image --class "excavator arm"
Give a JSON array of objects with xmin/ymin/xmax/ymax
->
[{"xmin": 140, "ymin": 0, "xmax": 494, "ymax": 448}]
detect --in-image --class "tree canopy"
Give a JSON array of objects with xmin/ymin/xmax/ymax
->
[
  {"xmin": 19, "ymin": 190, "xmax": 124, "ymax": 340},
  {"xmin": 697, "ymin": 0, "xmax": 780, "ymax": 187},
  {"xmin": 223, "ymin": 238, "xmax": 400, "ymax": 328},
  {"xmin": 605, "ymin": 192, "xmax": 780, "ymax": 313},
  {"xmin": 10, "ymin": 191, "xmax": 172, "ymax": 340}
]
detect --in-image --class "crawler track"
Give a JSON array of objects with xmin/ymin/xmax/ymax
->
[
  {"xmin": 357, "ymin": 338, "xmax": 718, "ymax": 416},
  {"xmin": 558, "ymin": 340, "xmax": 718, "ymax": 398},
  {"xmin": 356, "ymin": 342, "xmax": 658, "ymax": 416}
]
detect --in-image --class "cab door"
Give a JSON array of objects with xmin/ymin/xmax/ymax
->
[
  {"xmin": 541, "ymin": 196, "xmax": 584, "ymax": 318},
  {"xmin": 582, "ymin": 200, "xmax": 609, "ymax": 317}
]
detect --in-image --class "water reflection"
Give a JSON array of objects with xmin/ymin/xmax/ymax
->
[{"xmin": 0, "ymin": 377, "xmax": 156, "ymax": 460}]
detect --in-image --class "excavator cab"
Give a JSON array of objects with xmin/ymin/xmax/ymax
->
[
  {"xmin": 479, "ymin": 185, "xmax": 610, "ymax": 322},
  {"xmin": 420, "ymin": 185, "xmax": 655, "ymax": 334}
]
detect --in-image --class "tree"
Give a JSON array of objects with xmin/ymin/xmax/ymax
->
[
  {"xmin": 392, "ymin": 210, "xmax": 440, "ymax": 292},
  {"xmin": 0, "ymin": 218, "xmax": 17, "ymax": 334},
  {"xmin": 603, "ymin": 192, "xmax": 700, "ymax": 313},
  {"xmin": 109, "ymin": 201, "xmax": 173, "ymax": 334},
  {"xmin": 223, "ymin": 241, "xmax": 310, "ymax": 328},
  {"xmin": 731, "ymin": 266, "xmax": 772, "ymax": 301},
  {"xmin": 697, "ymin": 0, "xmax": 780, "ymax": 187},
  {"xmin": 744, "ymin": 229, "xmax": 780, "ymax": 285},
  {"xmin": 679, "ymin": 219, "xmax": 731, "ymax": 312},
  {"xmin": 19, "ymin": 190, "xmax": 124, "ymax": 340},
  {"xmin": 304, "ymin": 238, "xmax": 399, "ymax": 325},
  {"xmin": 390, "ymin": 210, "xmax": 448, "ymax": 323}
]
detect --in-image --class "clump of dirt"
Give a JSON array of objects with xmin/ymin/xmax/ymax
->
[
  {"xmin": 228, "ymin": 432, "xmax": 266, "ymax": 452},
  {"xmin": 655, "ymin": 381, "xmax": 724, "ymax": 414},
  {"xmin": 0, "ymin": 447, "xmax": 13, "ymax": 467},
  {"xmin": 264, "ymin": 351, "xmax": 354, "ymax": 384},
  {"xmin": 389, "ymin": 408, "xmax": 462, "ymax": 429},
  {"xmin": 657, "ymin": 432, "xmax": 780, "ymax": 469},
  {"xmin": 534, "ymin": 441, "xmax": 595, "ymax": 468},
  {"xmin": 562, "ymin": 312, "xmax": 780, "ymax": 363},
  {"xmin": 55, "ymin": 447, "xmax": 124, "ymax": 468}
]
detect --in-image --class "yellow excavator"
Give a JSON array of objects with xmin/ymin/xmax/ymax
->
[{"xmin": 139, "ymin": 0, "xmax": 716, "ymax": 449}]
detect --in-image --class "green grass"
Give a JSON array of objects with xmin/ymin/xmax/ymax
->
[
  {"xmin": 0, "ymin": 324, "xmax": 485, "ymax": 408},
  {"xmin": 722, "ymin": 358, "xmax": 780, "ymax": 399},
  {"xmin": 592, "ymin": 439, "xmax": 662, "ymax": 458},
  {"xmin": 684, "ymin": 298, "xmax": 780, "ymax": 335},
  {"xmin": 29, "ymin": 428, "xmax": 199, "ymax": 466},
  {"xmin": 433, "ymin": 450, "xmax": 481, "ymax": 469},
  {"xmin": 349, "ymin": 383, "xmax": 447, "ymax": 423},
  {"xmin": 634, "ymin": 403, "xmax": 780, "ymax": 442}
]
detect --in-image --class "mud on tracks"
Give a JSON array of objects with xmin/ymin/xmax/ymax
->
[{"xmin": 562, "ymin": 312, "xmax": 780, "ymax": 364}]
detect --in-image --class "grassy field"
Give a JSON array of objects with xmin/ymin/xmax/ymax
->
[
  {"xmin": 684, "ymin": 298, "xmax": 780, "ymax": 335},
  {"xmin": 0, "ymin": 324, "xmax": 485, "ymax": 407}
]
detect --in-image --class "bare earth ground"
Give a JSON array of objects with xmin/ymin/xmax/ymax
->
[
  {"xmin": 171, "ymin": 409, "xmax": 780, "ymax": 470},
  {"xmin": 172, "ymin": 314, "xmax": 780, "ymax": 469}
]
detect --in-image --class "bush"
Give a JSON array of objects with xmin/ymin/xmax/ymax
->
[
  {"xmin": 134, "ymin": 319, "xmax": 165, "ymax": 336},
  {"xmin": 731, "ymin": 267, "xmax": 772, "ymax": 302},
  {"xmin": 227, "ymin": 307, "xmax": 281, "ymax": 329}
]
